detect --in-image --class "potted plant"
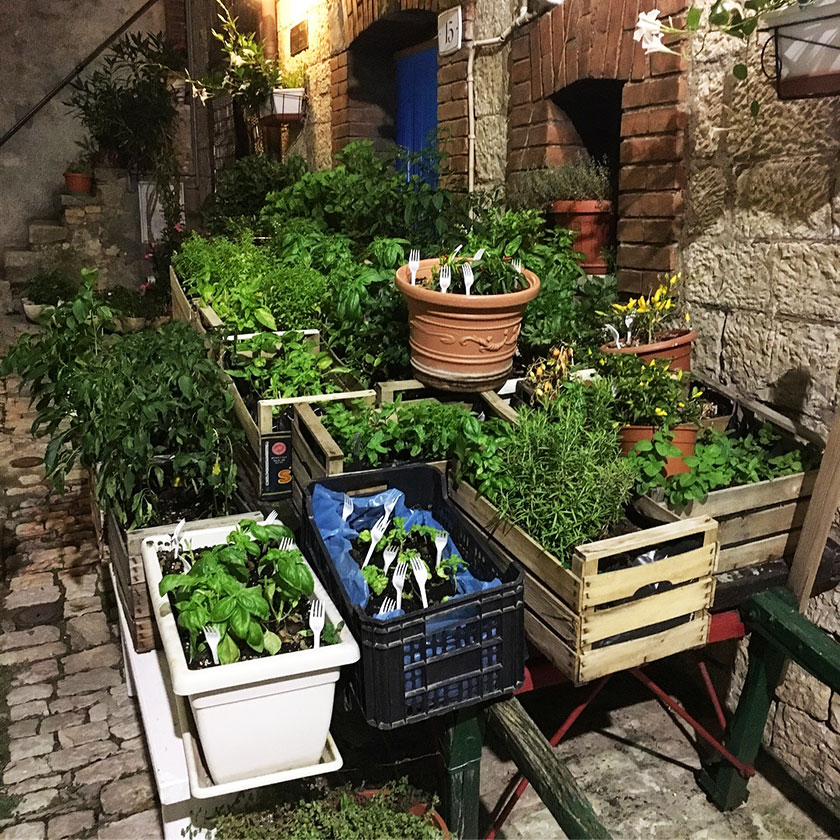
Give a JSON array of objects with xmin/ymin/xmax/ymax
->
[
  {"xmin": 601, "ymin": 273, "xmax": 698, "ymax": 371},
  {"xmin": 186, "ymin": 2, "xmax": 307, "ymax": 124},
  {"xmin": 101, "ymin": 285, "xmax": 148, "ymax": 332},
  {"xmin": 141, "ymin": 516, "xmax": 359, "ymax": 784},
  {"xmin": 395, "ymin": 249, "xmax": 540, "ymax": 391},
  {"xmin": 507, "ymin": 160, "xmax": 613, "ymax": 274},
  {"xmin": 21, "ymin": 268, "xmax": 79, "ymax": 322},
  {"xmin": 600, "ymin": 352, "xmax": 704, "ymax": 476},
  {"xmin": 64, "ymin": 152, "xmax": 94, "ymax": 194}
]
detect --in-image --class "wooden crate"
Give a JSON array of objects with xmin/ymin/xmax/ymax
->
[
  {"xmin": 290, "ymin": 380, "xmax": 518, "ymax": 515},
  {"xmin": 169, "ymin": 267, "xmax": 205, "ymax": 335},
  {"xmin": 449, "ymin": 481, "xmax": 718, "ymax": 684},
  {"xmin": 106, "ymin": 510, "xmax": 261, "ymax": 653}
]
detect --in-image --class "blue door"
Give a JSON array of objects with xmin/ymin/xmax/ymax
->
[{"xmin": 396, "ymin": 44, "xmax": 438, "ymax": 182}]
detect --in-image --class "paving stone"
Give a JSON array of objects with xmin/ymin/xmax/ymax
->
[
  {"xmin": 0, "ymin": 642, "xmax": 67, "ymax": 667},
  {"xmin": 63, "ymin": 597, "xmax": 101, "ymax": 620},
  {"xmin": 8, "ymin": 775, "xmax": 62, "ymax": 797},
  {"xmin": 8, "ymin": 719, "xmax": 40, "ymax": 739},
  {"xmin": 50, "ymin": 690, "xmax": 109, "ymax": 715},
  {"xmin": 9, "ymin": 572, "xmax": 53, "ymax": 590},
  {"xmin": 0, "ymin": 625, "xmax": 59, "ymax": 651},
  {"xmin": 89, "ymin": 696, "xmax": 135, "ymax": 724},
  {"xmin": 10, "ymin": 699, "xmax": 49, "ymax": 722},
  {"xmin": 0, "ymin": 822, "xmax": 46, "ymax": 840},
  {"xmin": 3, "ymin": 756, "xmax": 53, "ymax": 785},
  {"xmin": 99, "ymin": 771, "xmax": 155, "ymax": 816},
  {"xmin": 66, "ymin": 614, "xmax": 111, "ymax": 650},
  {"xmin": 8, "ymin": 734, "xmax": 55, "ymax": 762},
  {"xmin": 57, "ymin": 722, "xmax": 110, "ymax": 749},
  {"xmin": 109, "ymin": 717, "xmax": 141, "ymax": 742},
  {"xmin": 49, "ymin": 740, "xmax": 115, "ymax": 773},
  {"xmin": 62, "ymin": 645, "xmax": 120, "ymax": 676},
  {"xmin": 5, "ymin": 584, "xmax": 61, "ymax": 610},
  {"xmin": 57, "ymin": 571, "xmax": 97, "ymax": 601},
  {"xmin": 72, "ymin": 748, "xmax": 147, "ymax": 787},
  {"xmin": 7, "ymin": 683, "xmax": 53, "ymax": 706},
  {"xmin": 39, "ymin": 712, "xmax": 85, "ymax": 735},
  {"xmin": 12, "ymin": 659, "xmax": 59, "ymax": 687},
  {"xmin": 14, "ymin": 789, "xmax": 58, "ymax": 816},
  {"xmin": 56, "ymin": 667, "xmax": 122, "ymax": 697},
  {"xmin": 11, "ymin": 601, "xmax": 63, "ymax": 629},
  {"xmin": 96, "ymin": 809, "xmax": 162, "ymax": 840},
  {"xmin": 47, "ymin": 811, "xmax": 94, "ymax": 840}
]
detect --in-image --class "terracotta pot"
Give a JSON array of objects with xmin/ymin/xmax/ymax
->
[
  {"xmin": 600, "ymin": 329, "xmax": 698, "ymax": 372},
  {"xmin": 359, "ymin": 790, "xmax": 450, "ymax": 839},
  {"xmin": 547, "ymin": 199, "xmax": 613, "ymax": 274},
  {"xmin": 64, "ymin": 171, "xmax": 92, "ymax": 194},
  {"xmin": 395, "ymin": 258, "xmax": 540, "ymax": 392},
  {"xmin": 619, "ymin": 424, "xmax": 697, "ymax": 476}
]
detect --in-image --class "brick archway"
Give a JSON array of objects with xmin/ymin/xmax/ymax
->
[
  {"xmin": 338, "ymin": 0, "xmax": 440, "ymax": 44},
  {"xmin": 508, "ymin": 1, "xmax": 687, "ymax": 292}
]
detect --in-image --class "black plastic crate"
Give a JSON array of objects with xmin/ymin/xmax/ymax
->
[{"xmin": 302, "ymin": 464, "xmax": 525, "ymax": 729}]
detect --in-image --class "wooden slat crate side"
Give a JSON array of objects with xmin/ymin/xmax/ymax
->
[
  {"xmin": 229, "ymin": 381, "xmax": 261, "ymax": 455},
  {"xmin": 112, "ymin": 565, "xmax": 159, "ymax": 653},
  {"xmin": 292, "ymin": 403, "xmax": 345, "ymax": 479},
  {"xmin": 523, "ymin": 571, "xmax": 579, "ymax": 646},
  {"xmin": 524, "ymin": 608, "xmax": 577, "ymax": 679},
  {"xmin": 717, "ymin": 531, "xmax": 801, "ymax": 573},
  {"xmin": 258, "ymin": 389, "xmax": 375, "ymax": 437},
  {"xmin": 717, "ymin": 498, "xmax": 808, "ymax": 546},
  {"xmin": 169, "ymin": 266, "xmax": 192, "ymax": 324},
  {"xmin": 198, "ymin": 304, "xmax": 224, "ymax": 330}
]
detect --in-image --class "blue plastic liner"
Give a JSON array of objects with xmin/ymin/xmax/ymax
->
[{"xmin": 311, "ymin": 483, "xmax": 501, "ymax": 621}]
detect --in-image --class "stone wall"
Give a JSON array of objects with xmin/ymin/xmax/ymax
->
[
  {"xmin": 0, "ymin": 1, "xmax": 165, "ymax": 254},
  {"xmin": 684, "ymin": 21, "xmax": 840, "ymax": 815}
]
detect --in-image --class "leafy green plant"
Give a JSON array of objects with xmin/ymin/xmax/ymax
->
[
  {"xmin": 26, "ymin": 268, "xmax": 79, "ymax": 306},
  {"xmin": 506, "ymin": 159, "xmax": 612, "ymax": 209},
  {"xmin": 632, "ymin": 424, "xmax": 821, "ymax": 507},
  {"xmin": 160, "ymin": 518, "xmax": 326, "ymax": 665},
  {"xmin": 361, "ymin": 565, "xmax": 389, "ymax": 596},
  {"xmin": 226, "ymin": 331, "xmax": 347, "ymax": 401}
]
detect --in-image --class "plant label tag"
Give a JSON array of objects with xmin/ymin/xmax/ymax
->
[
  {"xmin": 438, "ymin": 7, "xmax": 462, "ymax": 56},
  {"xmin": 261, "ymin": 432, "xmax": 293, "ymax": 498}
]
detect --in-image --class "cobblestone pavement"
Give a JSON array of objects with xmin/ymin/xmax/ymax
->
[{"xmin": 0, "ymin": 362, "xmax": 163, "ymax": 840}]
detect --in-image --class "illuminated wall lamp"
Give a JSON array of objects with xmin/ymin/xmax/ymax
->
[{"xmin": 763, "ymin": 0, "xmax": 840, "ymax": 99}]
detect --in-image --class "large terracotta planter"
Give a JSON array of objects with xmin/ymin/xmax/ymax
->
[
  {"xmin": 547, "ymin": 199, "xmax": 613, "ymax": 274},
  {"xmin": 64, "ymin": 171, "xmax": 92, "ymax": 194},
  {"xmin": 620, "ymin": 424, "xmax": 697, "ymax": 476},
  {"xmin": 395, "ymin": 258, "xmax": 540, "ymax": 392},
  {"xmin": 601, "ymin": 329, "xmax": 698, "ymax": 372}
]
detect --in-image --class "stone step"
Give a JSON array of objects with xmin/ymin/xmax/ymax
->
[
  {"xmin": 3, "ymin": 249, "xmax": 39, "ymax": 285},
  {"xmin": 60, "ymin": 193, "xmax": 99, "ymax": 208},
  {"xmin": 29, "ymin": 221, "xmax": 67, "ymax": 246}
]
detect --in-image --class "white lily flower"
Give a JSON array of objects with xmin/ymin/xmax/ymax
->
[
  {"xmin": 634, "ymin": 9, "xmax": 679, "ymax": 55},
  {"xmin": 230, "ymin": 53, "xmax": 245, "ymax": 67}
]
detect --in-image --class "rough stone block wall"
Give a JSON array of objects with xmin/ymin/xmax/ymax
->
[
  {"xmin": 507, "ymin": 0, "xmax": 689, "ymax": 293},
  {"xmin": 685, "ymin": 19, "xmax": 840, "ymax": 813}
]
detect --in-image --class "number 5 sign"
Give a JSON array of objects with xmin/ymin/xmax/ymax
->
[{"xmin": 438, "ymin": 6, "xmax": 462, "ymax": 56}]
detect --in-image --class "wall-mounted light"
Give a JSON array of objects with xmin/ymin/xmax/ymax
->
[{"xmin": 763, "ymin": 0, "xmax": 840, "ymax": 99}]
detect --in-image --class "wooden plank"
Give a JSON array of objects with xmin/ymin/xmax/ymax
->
[
  {"xmin": 582, "ymin": 544, "xmax": 717, "ymax": 609},
  {"xmin": 486, "ymin": 697, "xmax": 612, "ymax": 839},
  {"xmin": 718, "ymin": 499, "xmax": 808, "ymax": 545},
  {"xmin": 480, "ymin": 390, "xmax": 519, "ymax": 425},
  {"xmin": 257, "ymin": 389, "xmax": 375, "ymax": 436},
  {"xmin": 634, "ymin": 494, "xmax": 681, "ymax": 523},
  {"xmin": 229, "ymin": 381, "xmax": 260, "ymax": 455},
  {"xmin": 577, "ymin": 613, "xmax": 710, "ymax": 683},
  {"xmin": 524, "ymin": 608, "xmax": 576, "ymax": 678},
  {"xmin": 789, "ymin": 413, "xmax": 840, "ymax": 608},
  {"xmin": 376, "ymin": 378, "xmax": 425, "ymax": 403},
  {"xmin": 581, "ymin": 579, "xmax": 713, "ymax": 645},
  {"xmin": 523, "ymin": 571, "xmax": 578, "ymax": 645},
  {"xmin": 169, "ymin": 266, "xmax": 193, "ymax": 325},
  {"xmin": 293, "ymin": 403, "xmax": 344, "ymax": 473},
  {"xmin": 717, "ymin": 531, "xmax": 801, "ymax": 573},
  {"xmin": 198, "ymin": 304, "xmax": 224, "ymax": 330}
]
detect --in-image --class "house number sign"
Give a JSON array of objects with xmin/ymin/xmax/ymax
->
[{"xmin": 438, "ymin": 7, "xmax": 462, "ymax": 56}]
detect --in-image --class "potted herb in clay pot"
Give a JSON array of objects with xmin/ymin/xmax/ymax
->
[
  {"xmin": 507, "ymin": 160, "xmax": 614, "ymax": 274},
  {"xmin": 395, "ymin": 249, "xmax": 540, "ymax": 392},
  {"xmin": 602, "ymin": 273, "xmax": 698, "ymax": 371},
  {"xmin": 64, "ymin": 153, "xmax": 94, "ymax": 195},
  {"xmin": 141, "ymin": 516, "xmax": 359, "ymax": 785},
  {"xmin": 602, "ymin": 352, "xmax": 703, "ymax": 476}
]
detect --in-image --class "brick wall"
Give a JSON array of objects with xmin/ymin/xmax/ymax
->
[
  {"xmin": 163, "ymin": 0, "xmax": 187, "ymax": 51},
  {"xmin": 508, "ymin": 0, "xmax": 688, "ymax": 292}
]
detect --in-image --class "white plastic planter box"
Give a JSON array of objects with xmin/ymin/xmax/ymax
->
[
  {"xmin": 141, "ymin": 521, "xmax": 359, "ymax": 785},
  {"xmin": 259, "ymin": 88, "xmax": 306, "ymax": 123}
]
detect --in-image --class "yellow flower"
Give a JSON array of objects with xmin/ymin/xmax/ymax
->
[
  {"xmin": 678, "ymin": 401, "xmax": 685, "ymax": 408},
  {"xmin": 173, "ymin": 476, "xmax": 182, "ymax": 487},
  {"xmin": 637, "ymin": 299, "xmax": 649, "ymax": 313},
  {"xmin": 654, "ymin": 407, "xmax": 667, "ymax": 417},
  {"xmin": 685, "ymin": 312, "xmax": 691, "ymax": 324},
  {"xmin": 212, "ymin": 461, "xmax": 221, "ymax": 476}
]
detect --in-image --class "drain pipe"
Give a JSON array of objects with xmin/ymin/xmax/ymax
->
[{"xmin": 466, "ymin": 1, "xmax": 563, "ymax": 192}]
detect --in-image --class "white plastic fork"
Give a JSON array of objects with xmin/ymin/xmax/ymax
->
[
  {"xmin": 473, "ymin": 248, "xmax": 485, "ymax": 262},
  {"xmin": 171, "ymin": 519, "xmax": 186, "ymax": 558},
  {"xmin": 512, "ymin": 258, "xmax": 523, "ymax": 274},
  {"xmin": 308, "ymin": 598, "xmax": 325, "ymax": 650},
  {"xmin": 434, "ymin": 531, "xmax": 449, "ymax": 570},
  {"xmin": 376, "ymin": 597, "xmax": 396, "ymax": 618},
  {"xmin": 439, "ymin": 264, "xmax": 451, "ymax": 294},
  {"xmin": 279, "ymin": 537, "xmax": 297, "ymax": 551},
  {"xmin": 393, "ymin": 561, "xmax": 408, "ymax": 611},
  {"xmin": 384, "ymin": 496, "xmax": 398, "ymax": 518},
  {"xmin": 408, "ymin": 248, "xmax": 421, "ymax": 286},
  {"xmin": 382, "ymin": 545, "xmax": 398, "ymax": 575},
  {"xmin": 410, "ymin": 556, "xmax": 429, "ymax": 609},
  {"xmin": 463, "ymin": 263, "xmax": 475, "ymax": 296},
  {"xmin": 451, "ymin": 244, "xmax": 463, "ymax": 259},
  {"xmin": 341, "ymin": 495, "xmax": 354, "ymax": 521},
  {"xmin": 203, "ymin": 625, "xmax": 221, "ymax": 665},
  {"xmin": 263, "ymin": 510, "xmax": 279, "ymax": 524},
  {"xmin": 362, "ymin": 513, "xmax": 390, "ymax": 568}
]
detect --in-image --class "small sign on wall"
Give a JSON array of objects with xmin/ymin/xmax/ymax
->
[
  {"xmin": 438, "ymin": 6, "xmax": 462, "ymax": 56},
  {"xmin": 290, "ymin": 19, "xmax": 308, "ymax": 56}
]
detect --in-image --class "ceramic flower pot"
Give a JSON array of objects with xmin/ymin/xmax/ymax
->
[
  {"xmin": 64, "ymin": 171, "xmax": 93, "ymax": 194},
  {"xmin": 21, "ymin": 299, "xmax": 48, "ymax": 323},
  {"xmin": 117, "ymin": 316, "xmax": 147, "ymax": 333},
  {"xmin": 547, "ymin": 199, "xmax": 613, "ymax": 274},
  {"xmin": 600, "ymin": 329, "xmax": 698, "ymax": 372},
  {"xmin": 395, "ymin": 258, "xmax": 540, "ymax": 392},
  {"xmin": 619, "ymin": 424, "xmax": 697, "ymax": 476}
]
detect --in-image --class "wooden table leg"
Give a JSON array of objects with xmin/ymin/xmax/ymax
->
[
  {"xmin": 440, "ymin": 707, "xmax": 484, "ymax": 840},
  {"xmin": 698, "ymin": 631, "xmax": 786, "ymax": 811}
]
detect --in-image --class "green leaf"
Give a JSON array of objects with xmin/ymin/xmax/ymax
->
[
  {"xmin": 254, "ymin": 307, "xmax": 277, "ymax": 330},
  {"xmin": 632, "ymin": 439, "xmax": 654, "ymax": 453},
  {"xmin": 733, "ymin": 63, "xmax": 748, "ymax": 80},
  {"xmin": 685, "ymin": 6, "xmax": 702, "ymax": 30},
  {"xmin": 263, "ymin": 630, "xmax": 282, "ymax": 655},
  {"xmin": 750, "ymin": 99, "xmax": 760, "ymax": 118},
  {"xmin": 230, "ymin": 606, "xmax": 250, "ymax": 639},
  {"xmin": 218, "ymin": 633, "xmax": 240, "ymax": 664}
]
